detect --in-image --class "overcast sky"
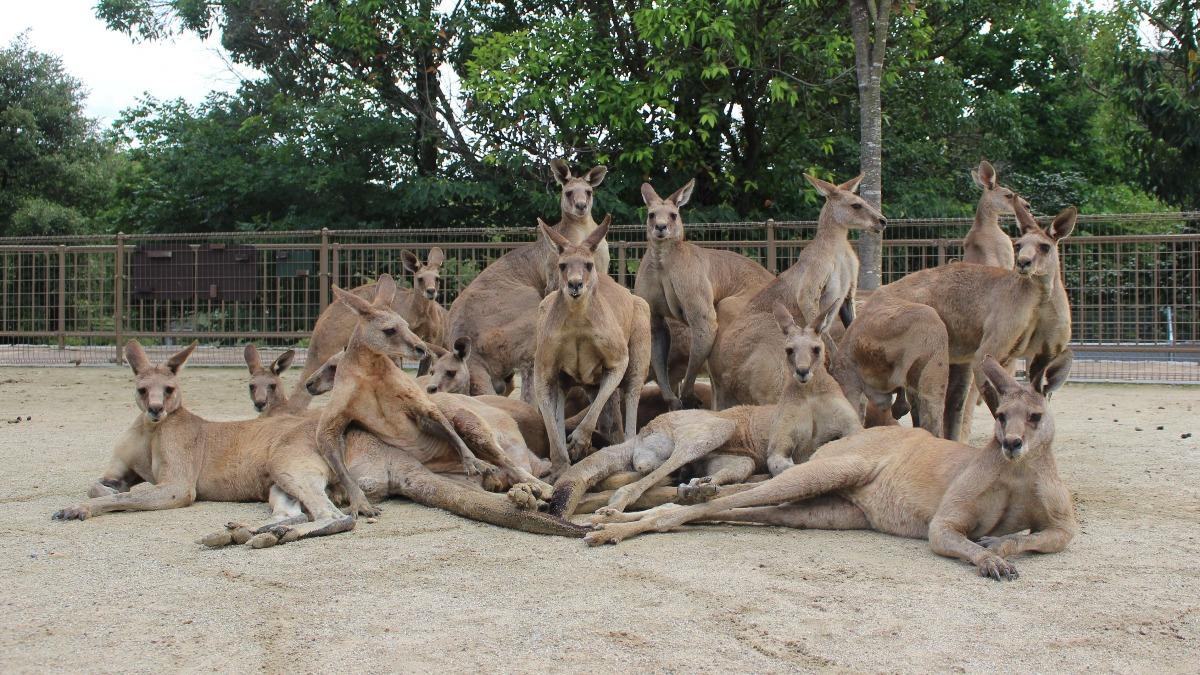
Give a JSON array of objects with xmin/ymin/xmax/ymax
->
[{"xmin": 1, "ymin": 1, "xmax": 250, "ymax": 127}]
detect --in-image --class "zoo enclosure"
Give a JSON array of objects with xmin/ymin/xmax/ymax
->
[{"xmin": 0, "ymin": 212, "xmax": 1197, "ymax": 383}]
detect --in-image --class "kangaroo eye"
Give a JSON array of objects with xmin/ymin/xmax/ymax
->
[
  {"xmin": 164, "ymin": 387, "xmax": 175, "ymax": 396},
  {"xmin": 248, "ymin": 385, "xmax": 254, "ymax": 392},
  {"xmin": 446, "ymin": 370, "xmax": 457, "ymax": 378},
  {"xmin": 559, "ymin": 263, "xmax": 567, "ymax": 271},
  {"xmin": 997, "ymin": 413, "xmax": 1007, "ymax": 424},
  {"xmin": 268, "ymin": 384, "xmax": 276, "ymax": 391},
  {"xmin": 812, "ymin": 346, "xmax": 821, "ymax": 356},
  {"xmin": 585, "ymin": 189, "xmax": 592, "ymax": 197},
  {"xmin": 669, "ymin": 212, "xmax": 677, "ymax": 220},
  {"xmin": 138, "ymin": 387, "xmax": 147, "ymax": 396},
  {"xmin": 585, "ymin": 262, "xmax": 594, "ymax": 271},
  {"xmin": 1029, "ymin": 413, "xmax": 1042, "ymax": 424},
  {"xmin": 382, "ymin": 327, "xmax": 398, "ymax": 337},
  {"xmin": 1039, "ymin": 244, "xmax": 1051, "ymax": 254},
  {"xmin": 852, "ymin": 203, "xmax": 863, "ymax": 210},
  {"xmin": 785, "ymin": 347, "xmax": 794, "ymax": 356}
]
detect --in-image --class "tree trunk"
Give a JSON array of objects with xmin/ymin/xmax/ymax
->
[{"xmin": 849, "ymin": 0, "xmax": 890, "ymax": 290}]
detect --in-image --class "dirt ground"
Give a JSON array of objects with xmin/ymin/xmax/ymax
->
[{"xmin": 0, "ymin": 367, "xmax": 1196, "ymax": 673}]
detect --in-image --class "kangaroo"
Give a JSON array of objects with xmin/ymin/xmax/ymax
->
[
  {"xmin": 317, "ymin": 276, "xmax": 554, "ymax": 517},
  {"xmin": 533, "ymin": 217, "xmax": 651, "ymax": 475},
  {"xmin": 243, "ymin": 344, "xmax": 300, "ymax": 417},
  {"xmin": 291, "ymin": 247, "xmax": 449, "ymax": 410},
  {"xmin": 867, "ymin": 203, "xmax": 1077, "ymax": 440},
  {"xmin": 635, "ymin": 179, "xmax": 775, "ymax": 410},
  {"xmin": 708, "ymin": 174, "xmax": 887, "ymax": 407},
  {"xmin": 585, "ymin": 357, "xmax": 1078, "ymax": 581},
  {"xmin": 965, "ymin": 160, "xmax": 1026, "ymax": 269},
  {"xmin": 830, "ymin": 299, "xmax": 949, "ymax": 437},
  {"xmin": 54, "ymin": 341, "xmax": 586, "ymax": 545},
  {"xmin": 549, "ymin": 301, "xmax": 860, "ymax": 518},
  {"xmin": 446, "ymin": 159, "xmax": 609, "ymax": 401}
]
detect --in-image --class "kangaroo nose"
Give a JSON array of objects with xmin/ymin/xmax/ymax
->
[
  {"xmin": 413, "ymin": 345, "xmax": 427, "ymax": 358},
  {"xmin": 795, "ymin": 368, "xmax": 810, "ymax": 380},
  {"xmin": 426, "ymin": 385, "xmax": 437, "ymax": 394},
  {"xmin": 147, "ymin": 405, "xmax": 163, "ymax": 416},
  {"xmin": 1016, "ymin": 258, "xmax": 1032, "ymax": 271},
  {"xmin": 1003, "ymin": 437, "xmax": 1023, "ymax": 454},
  {"xmin": 878, "ymin": 217, "xmax": 887, "ymax": 226},
  {"xmin": 424, "ymin": 289, "xmax": 435, "ymax": 299},
  {"xmin": 254, "ymin": 402, "xmax": 265, "ymax": 412},
  {"xmin": 574, "ymin": 201, "xmax": 587, "ymax": 211}
]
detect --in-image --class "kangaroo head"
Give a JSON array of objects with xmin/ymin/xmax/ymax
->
[
  {"xmin": 772, "ymin": 301, "xmax": 838, "ymax": 385},
  {"xmin": 971, "ymin": 160, "xmax": 1028, "ymax": 216},
  {"xmin": 243, "ymin": 344, "xmax": 295, "ymax": 414},
  {"xmin": 1013, "ymin": 204, "xmax": 1075, "ymax": 279},
  {"xmin": 980, "ymin": 355, "xmax": 1053, "ymax": 461},
  {"xmin": 541, "ymin": 215, "xmax": 610, "ymax": 301},
  {"xmin": 402, "ymin": 247, "xmax": 445, "ymax": 301},
  {"xmin": 551, "ymin": 158, "xmax": 606, "ymax": 219},
  {"xmin": 805, "ymin": 173, "xmax": 887, "ymax": 233},
  {"xmin": 304, "ymin": 350, "xmax": 343, "ymax": 397},
  {"xmin": 332, "ymin": 274, "xmax": 428, "ymax": 361},
  {"xmin": 125, "ymin": 339, "xmax": 196, "ymax": 423},
  {"xmin": 641, "ymin": 179, "xmax": 695, "ymax": 242},
  {"xmin": 424, "ymin": 337, "xmax": 472, "ymax": 394}
]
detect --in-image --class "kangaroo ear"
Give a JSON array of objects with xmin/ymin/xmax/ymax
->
[
  {"xmin": 804, "ymin": 173, "xmax": 837, "ymax": 197},
  {"xmin": 1013, "ymin": 197, "xmax": 1041, "ymax": 235},
  {"xmin": 669, "ymin": 178, "xmax": 696, "ymax": 207},
  {"xmin": 426, "ymin": 247, "xmax": 445, "ymax": 267},
  {"xmin": 426, "ymin": 343, "xmax": 448, "ymax": 358},
  {"xmin": 125, "ymin": 340, "xmax": 151, "ymax": 376},
  {"xmin": 584, "ymin": 165, "xmax": 607, "ymax": 187},
  {"xmin": 772, "ymin": 302, "xmax": 796, "ymax": 335},
  {"xmin": 400, "ymin": 251, "xmax": 420, "ymax": 274},
  {"xmin": 640, "ymin": 183, "xmax": 661, "ymax": 205},
  {"xmin": 333, "ymin": 285, "xmax": 374, "ymax": 316},
  {"xmin": 165, "ymin": 340, "xmax": 198, "ymax": 375},
  {"xmin": 974, "ymin": 160, "xmax": 997, "ymax": 190},
  {"xmin": 585, "ymin": 215, "xmax": 611, "ymax": 253},
  {"xmin": 374, "ymin": 274, "xmax": 397, "ymax": 307},
  {"xmin": 550, "ymin": 158, "xmax": 571, "ymax": 185},
  {"xmin": 271, "ymin": 349, "xmax": 296, "ymax": 376},
  {"xmin": 1049, "ymin": 206, "xmax": 1077, "ymax": 241},
  {"xmin": 810, "ymin": 299, "xmax": 841, "ymax": 335},
  {"xmin": 540, "ymin": 218, "xmax": 570, "ymax": 254},
  {"xmin": 453, "ymin": 336, "xmax": 472, "ymax": 360},
  {"xmin": 981, "ymin": 355, "xmax": 1020, "ymax": 398},
  {"xmin": 243, "ymin": 343, "xmax": 263, "ymax": 373},
  {"xmin": 837, "ymin": 174, "xmax": 864, "ymax": 194}
]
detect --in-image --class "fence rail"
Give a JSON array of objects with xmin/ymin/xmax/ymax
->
[{"xmin": 1, "ymin": 212, "xmax": 1197, "ymax": 383}]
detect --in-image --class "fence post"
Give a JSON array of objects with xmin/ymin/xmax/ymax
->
[
  {"xmin": 114, "ymin": 232, "xmax": 126, "ymax": 364},
  {"xmin": 937, "ymin": 239, "xmax": 946, "ymax": 266},
  {"xmin": 319, "ymin": 228, "xmax": 331, "ymax": 313},
  {"xmin": 617, "ymin": 241, "xmax": 628, "ymax": 287},
  {"xmin": 766, "ymin": 219, "xmax": 777, "ymax": 273},
  {"xmin": 57, "ymin": 245, "xmax": 66, "ymax": 350}
]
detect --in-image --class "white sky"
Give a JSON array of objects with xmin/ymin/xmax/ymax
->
[{"xmin": 1, "ymin": 0, "xmax": 250, "ymax": 127}]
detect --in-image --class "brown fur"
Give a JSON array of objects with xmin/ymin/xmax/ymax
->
[
  {"xmin": 635, "ymin": 179, "xmax": 775, "ymax": 410},
  {"xmin": 446, "ymin": 160, "xmax": 609, "ymax": 400},
  {"xmin": 291, "ymin": 248, "xmax": 448, "ymax": 410},
  {"xmin": 866, "ymin": 203, "xmax": 1077, "ymax": 440},
  {"xmin": 549, "ymin": 302, "xmax": 860, "ymax": 518},
  {"xmin": 708, "ymin": 174, "xmax": 886, "ymax": 407},
  {"xmin": 533, "ymin": 217, "xmax": 651, "ymax": 475},
  {"xmin": 584, "ymin": 358, "xmax": 1078, "ymax": 582},
  {"xmin": 964, "ymin": 160, "xmax": 1025, "ymax": 269},
  {"xmin": 243, "ymin": 344, "xmax": 301, "ymax": 417}
]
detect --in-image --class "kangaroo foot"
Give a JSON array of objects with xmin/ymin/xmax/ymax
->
[
  {"xmin": 199, "ymin": 522, "xmax": 253, "ymax": 548},
  {"xmin": 591, "ymin": 506, "xmax": 648, "ymax": 524},
  {"xmin": 584, "ymin": 520, "xmax": 652, "ymax": 546},
  {"xmin": 507, "ymin": 483, "xmax": 548, "ymax": 511},
  {"xmin": 247, "ymin": 524, "xmax": 290, "ymax": 549},
  {"xmin": 677, "ymin": 477, "xmax": 720, "ymax": 504}
]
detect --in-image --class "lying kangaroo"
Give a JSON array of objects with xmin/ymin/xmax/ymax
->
[
  {"xmin": 533, "ymin": 217, "xmax": 651, "ymax": 474},
  {"xmin": 243, "ymin": 344, "xmax": 299, "ymax": 417},
  {"xmin": 867, "ymin": 203, "xmax": 1077, "ymax": 440},
  {"xmin": 965, "ymin": 160, "xmax": 1025, "ymax": 269},
  {"xmin": 708, "ymin": 173, "xmax": 886, "ymax": 407},
  {"xmin": 585, "ymin": 357, "xmax": 1078, "ymax": 581},
  {"xmin": 830, "ymin": 299, "xmax": 949, "ymax": 437},
  {"xmin": 550, "ymin": 301, "xmax": 860, "ymax": 518},
  {"xmin": 317, "ymin": 276, "xmax": 553, "ymax": 516},
  {"xmin": 54, "ymin": 341, "xmax": 585, "ymax": 545},
  {"xmin": 447, "ymin": 159, "xmax": 609, "ymax": 400},
  {"xmin": 635, "ymin": 179, "xmax": 775, "ymax": 410},
  {"xmin": 291, "ymin": 247, "xmax": 449, "ymax": 409}
]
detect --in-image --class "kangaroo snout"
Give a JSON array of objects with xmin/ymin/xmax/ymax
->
[
  {"xmin": 872, "ymin": 217, "xmax": 887, "ymax": 233},
  {"xmin": 1002, "ymin": 437, "xmax": 1024, "ymax": 458},
  {"xmin": 794, "ymin": 367, "xmax": 811, "ymax": 383},
  {"xmin": 423, "ymin": 288, "xmax": 436, "ymax": 300},
  {"xmin": 567, "ymin": 279, "xmax": 584, "ymax": 297},
  {"xmin": 1016, "ymin": 258, "xmax": 1033, "ymax": 274}
]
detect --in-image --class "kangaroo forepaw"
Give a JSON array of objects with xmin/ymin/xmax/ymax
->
[
  {"xmin": 507, "ymin": 483, "xmax": 547, "ymax": 511},
  {"xmin": 767, "ymin": 455, "xmax": 794, "ymax": 477},
  {"xmin": 567, "ymin": 429, "xmax": 594, "ymax": 462},
  {"xmin": 463, "ymin": 457, "xmax": 498, "ymax": 477},
  {"xmin": 349, "ymin": 498, "xmax": 382, "ymax": 518},
  {"xmin": 976, "ymin": 554, "xmax": 1019, "ymax": 581},
  {"xmin": 676, "ymin": 477, "xmax": 719, "ymax": 504}
]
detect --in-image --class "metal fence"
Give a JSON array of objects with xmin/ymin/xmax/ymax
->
[{"xmin": 1, "ymin": 212, "xmax": 1197, "ymax": 383}]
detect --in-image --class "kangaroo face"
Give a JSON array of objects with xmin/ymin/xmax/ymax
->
[
  {"xmin": 403, "ymin": 248, "xmax": 445, "ymax": 301},
  {"xmin": 772, "ymin": 301, "xmax": 835, "ymax": 386},
  {"xmin": 333, "ymin": 275, "xmax": 428, "ymax": 361},
  {"xmin": 972, "ymin": 160, "xmax": 1028, "ymax": 216},
  {"xmin": 244, "ymin": 345, "xmax": 294, "ymax": 414},
  {"xmin": 305, "ymin": 351, "xmax": 342, "ymax": 397},
  {"xmin": 541, "ymin": 215, "xmax": 611, "ymax": 301},
  {"xmin": 1013, "ymin": 204, "xmax": 1075, "ymax": 279},
  {"xmin": 425, "ymin": 338, "xmax": 472, "ymax": 394},
  {"xmin": 805, "ymin": 173, "xmax": 887, "ymax": 233},
  {"xmin": 551, "ymin": 159, "xmax": 606, "ymax": 219},
  {"xmin": 125, "ymin": 340, "xmax": 196, "ymax": 424},
  {"xmin": 641, "ymin": 179, "xmax": 695, "ymax": 242},
  {"xmin": 980, "ymin": 356, "xmax": 1053, "ymax": 461}
]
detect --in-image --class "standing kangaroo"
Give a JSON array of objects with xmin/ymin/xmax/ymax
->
[
  {"xmin": 533, "ymin": 217, "xmax": 651, "ymax": 475},
  {"xmin": 634, "ymin": 179, "xmax": 774, "ymax": 410},
  {"xmin": 964, "ymin": 160, "xmax": 1025, "ymax": 269},
  {"xmin": 291, "ymin": 247, "xmax": 449, "ymax": 410},
  {"xmin": 867, "ymin": 203, "xmax": 1077, "ymax": 440},
  {"xmin": 585, "ymin": 357, "xmax": 1078, "ymax": 582},
  {"xmin": 708, "ymin": 174, "xmax": 887, "ymax": 407},
  {"xmin": 447, "ymin": 159, "xmax": 608, "ymax": 400},
  {"xmin": 549, "ymin": 301, "xmax": 860, "ymax": 519}
]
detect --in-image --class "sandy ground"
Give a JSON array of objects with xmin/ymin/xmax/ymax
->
[{"xmin": 0, "ymin": 367, "xmax": 1197, "ymax": 673}]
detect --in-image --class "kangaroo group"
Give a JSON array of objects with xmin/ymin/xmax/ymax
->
[{"xmin": 54, "ymin": 158, "xmax": 1079, "ymax": 580}]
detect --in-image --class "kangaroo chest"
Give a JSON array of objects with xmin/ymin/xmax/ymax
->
[{"xmin": 556, "ymin": 334, "xmax": 618, "ymax": 385}]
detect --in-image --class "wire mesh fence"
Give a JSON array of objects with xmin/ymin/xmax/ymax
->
[{"xmin": 0, "ymin": 212, "xmax": 1197, "ymax": 383}]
